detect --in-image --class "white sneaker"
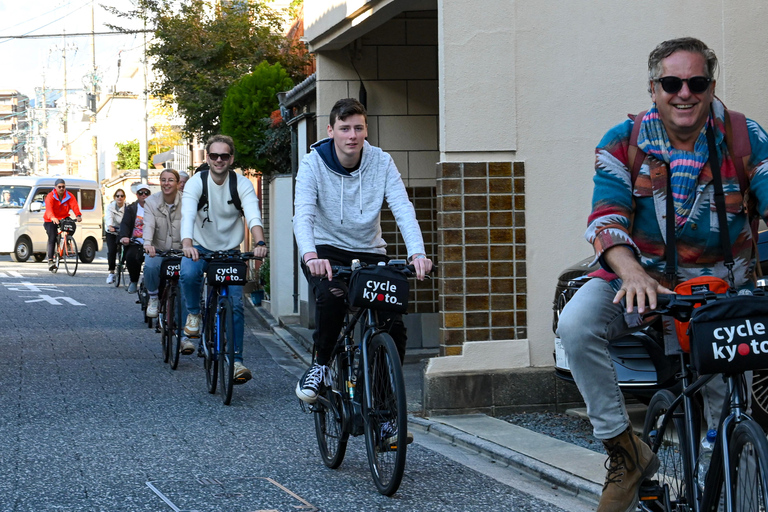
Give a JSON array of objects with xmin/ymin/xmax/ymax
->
[
  {"xmin": 147, "ymin": 296, "xmax": 159, "ymax": 318},
  {"xmin": 184, "ymin": 313, "xmax": 202, "ymax": 336},
  {"xmin": 234, "ymin": 362, "xmax": 252, "ymax": 384},
  {"xmin": 106, "ymin": 273, "xmax": 115, "ymax": 284},
  {"xmin": 180, "ymin": 337, "xmax": 195, "ymax": 355}
]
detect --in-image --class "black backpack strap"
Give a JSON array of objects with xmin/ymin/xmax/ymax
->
[
  {"xmin": 227, "ymin": 170, "xmax": 243, "ymax": 215},
  {"xmin": 706, "ymin": 121, "xmax": 736, "ymax": 289},
  {"xmin": 196, "ymin": 169, "xmax": 209, "ymax": 212}
]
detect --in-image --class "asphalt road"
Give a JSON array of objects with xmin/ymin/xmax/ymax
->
[{"xmin": 0, "ymin": 252, "xmax": 594, "ymax": 512}]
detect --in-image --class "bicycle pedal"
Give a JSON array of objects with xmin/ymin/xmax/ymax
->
[{"xmin": 638, "ymin": 479, "xmax": 664, "ymax": 503}]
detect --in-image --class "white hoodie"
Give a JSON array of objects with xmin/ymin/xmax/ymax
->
[{"xmin": 293, "ymin": 138, "xmax": 426, "ymax": 258}]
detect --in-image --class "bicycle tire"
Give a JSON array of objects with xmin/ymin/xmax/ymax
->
[
  {"xmin": 203, "ymin": 300, "xmax": 218, "ymax": 394},
  {"xmin": 218, "ymin": 297, "xmax": 235, "ymax": 405},
  {"xmin": 642, "ymin": 389, "xmax": 691, "ymax": 510},
  {"xmin": 115, "ymin": 251, "xmax": 124, "ymax": 288},
  {"xmin": 729, "ymin": 419, "xmax": 768, "ymax": 510},
  {"xmin": 314, "ymin": 354, "xmax": 350, "ymax": 469},
  {"xmin": 168, "ymin": 287, "xmax": 181, "ymax": 370},
  {"xmin": 160, "ymin": 289, "xmax": 171, "ymax": 364},
  {"xmin": 363, "ymin": 332, "xmax": 408, "ymax": 496},
  {"xmin": 52, "ymin": 237, "xmax": 60, "ymax": 273},
  {"xmin": 63, "ymin": 237, "xmax": 78, "ymax": 276}
]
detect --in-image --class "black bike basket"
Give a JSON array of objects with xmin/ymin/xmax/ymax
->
[
  {"xmin": 688, "ymin": 295, "xmax": 768, "ymax": 374},
  {"xmin": 60, "ymin": 218, "xmax": 76, "ymax": 235},
  {"xmin": 348, "ymin": 265, "xmax": 409, "ymax": 314},
  {"xmin": 207, "ymin": 260, "xmax": 248, "ymax": 286},
  {"xmin": 162, "ymin": 257, "xmax": 181, "ymax": 279}
]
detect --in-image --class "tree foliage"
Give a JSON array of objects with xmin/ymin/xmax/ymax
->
[
  {"xmin": 105, "ymin": 0, "xmax": 309, "ymax": 142},
  {"xmin": 114, "ymin": 140, "xmax": 164, "ymax": 170},
  {"xmin": 221, "ymin": 61, "xmax": 293, "ymax": 173}
]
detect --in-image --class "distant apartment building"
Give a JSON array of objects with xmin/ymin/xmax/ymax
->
[{"xmin": 0, "ymin": 90, "xmax": 29, "ymax": 175}]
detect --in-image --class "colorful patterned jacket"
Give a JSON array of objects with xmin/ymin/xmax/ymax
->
[{"xmin": 586, "ymin": 101, "xmax": 768, "ymax": 290}]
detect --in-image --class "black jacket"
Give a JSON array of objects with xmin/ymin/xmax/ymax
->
[{"xmin": 119, "ymin": 201, "xmax": 140, "ymax": 239}]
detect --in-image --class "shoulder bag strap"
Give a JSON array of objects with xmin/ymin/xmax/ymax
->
[{"xmin": 706, "ymin": 121, "xmax": 737, "ymax": 288}]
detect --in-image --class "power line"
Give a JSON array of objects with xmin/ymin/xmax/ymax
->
[{"xmin": 0, "ymin": 30, "xmax": 151, "ymax": 40}]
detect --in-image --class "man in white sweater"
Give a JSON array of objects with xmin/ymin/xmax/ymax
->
[
  {"xmin": 293, "ymin": 98, "xmax": 433, "ymax": 407},
  {"xmin": 180, "ymin": 135, "xmax": 268, "ymax": 384}
]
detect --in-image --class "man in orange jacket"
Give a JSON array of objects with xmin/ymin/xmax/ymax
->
[{"xmin": 44, "ymin": 179, "xmax": 82, "ymax": 271}]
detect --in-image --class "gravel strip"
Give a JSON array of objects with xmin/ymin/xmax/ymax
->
[{"xmin": 500, "ymin": 412, "xmax": 603, "ymax": 454}]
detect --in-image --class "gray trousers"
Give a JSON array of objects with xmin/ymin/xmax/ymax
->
[{"xmin": 557, "ymin": 278, "xmax": 735, "ymax": 440}]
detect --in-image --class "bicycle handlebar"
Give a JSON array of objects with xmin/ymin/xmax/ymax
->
[
  {"xmin": 197, "ymin": 249, "xmax": 263, "ymax": 261},
  {"xmin": 648, "ymin": 290, "xmax": 767, "ymax": 321},
  {"xmin": 155, "ymin": 249, "xmax": 185, "ymax": 258},
  {"xmin": 330, "ymin": 260, "xmax": 438, "ymax": 280}
]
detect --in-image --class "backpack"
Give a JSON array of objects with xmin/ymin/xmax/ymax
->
[
  {"xmin": 196, "ymin": 169, "xmax": 243, "ymax": 217},
  {"xmin": 627, "ymin": 108, "xmax": 756, "ymax": 234}
]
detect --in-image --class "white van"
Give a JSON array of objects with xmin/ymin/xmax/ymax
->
[{"xmin": 0, "ymin": 176, "xmax": 103, "ymax": 263}]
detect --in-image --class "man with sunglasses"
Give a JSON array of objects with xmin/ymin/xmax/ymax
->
[
  {"xmin": 557, "ymin": 37, "xmax": 768, "ymax": 512},
  {"xmin": 44, "ymin": 179, "xmax": 82, "ymax": 271},
  {"xmin": 119, "ymin": 184, "xmax": 152, "ymax": 294},
  {"xmin": 180, "ymin": 134, "xmax": 267, "ymax": 384}
]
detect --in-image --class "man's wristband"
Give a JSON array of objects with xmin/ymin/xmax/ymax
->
[
  {"xmin": 410, "ymin": 254, "xmax": 427, "ymax": 261},
  {"xmin": 304, "ymin": 257, "xmax": 318, "ymax": 264}
]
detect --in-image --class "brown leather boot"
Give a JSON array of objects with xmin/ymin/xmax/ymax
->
[{"xmin": 597, "ymin": 427, "xmax": 660, "ymax": 512}]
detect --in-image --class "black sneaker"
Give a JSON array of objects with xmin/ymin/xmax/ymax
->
[
  {"xmin": 295, "ymin": 363, "xmax": 329, "ymax": 403},
  {"xmin": 381, "ymin": 420, "xmax": 414, "ymax": 448}
]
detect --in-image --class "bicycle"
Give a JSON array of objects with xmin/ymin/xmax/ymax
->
[
  {"xmin": 308, "ymin": 259, "xmax": 430, "ymax": 496},
  {"xmin": 198, "ymin": 249, "xmax": 260, "ymax": 406},
  {"xmin": 639, "ymin": 290, "xmax": 768, "ymax": 511},
  {"xmin": 156, "ymin": 250, "xmax": 183, "ymax": 369},
  {"xmin": 137, "ymin": 275, "xmax": 153, "ymax": 328},
  {"xmin": 51, "ymin": 217, "xmax": 78, "ymax": 276},
  {"xmin": 114, "ymin": 239, "xmax": 127, "ymax": 288}
]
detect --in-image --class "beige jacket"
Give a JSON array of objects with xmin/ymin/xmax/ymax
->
[{"xmin": 143, "ymin": 192, "xmax": 182, "ymax": 251}]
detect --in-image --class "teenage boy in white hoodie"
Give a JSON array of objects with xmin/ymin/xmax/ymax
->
[
  {"xmin": 180, "ymin": 135, "xmax": 268, "ymax": 384},
  {"xmin": 293, "ymin": 98, "xmax": 433, "ymax": 407}
]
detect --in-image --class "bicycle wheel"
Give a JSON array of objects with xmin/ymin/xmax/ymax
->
[
  {"xmin": 63, "ymin": 237, "xmax": 78, "ymax": 276},
  {"xmin": 218, "ymin": 298, "xmax": 235, "ymax": 405},
  {"xmin": 363, "ymin": 333, "xmax": 408, "ymax": 496},
  {"xmin": 203, "ymin": 301, "xmax": 218, "ymax": 394},
  {"xmin": 642, "ymin": 389, "xmax": 691, "ymax": 509},
  {"xmin": 139, "ymin": 282, "xmax": 152, "ymax": 327},
  {"xmin": 160, "ymin": 289, "xmax": 171, "ymax": 364},
  {"xmin": 729, "ymin": 419, "xmax": 768, "ymax": 511},
  {"xmin": 168, "ymin": 287, "xmax": 182, "ymax": 370},
  {"xmin": 314, "ymin": 354, "xmax": 349, "ymax": 469},
  {"xmin": 115, "ymin": 251, "xmax": 124, "ymax": 288}
]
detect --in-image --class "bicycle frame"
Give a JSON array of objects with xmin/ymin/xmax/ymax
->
[{"xmin": 203, "ymin": 283, "xmax": 230, "ymax": 361}]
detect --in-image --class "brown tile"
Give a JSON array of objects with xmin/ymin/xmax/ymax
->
[
  {"xmin": 491, "ymin": 327, "xmax": 517, "ymax": 340},
  {"xmin": 516, "ymin": 294, "xmax": 527, "ymax": 309},
  {"xmin": 466, "ymin": 295, "xmax": 490, "ymax": 310},
  {"xmin": 465, "ymin": 261, "xmax": 489, "ymax": 278},
  {"xmin": 490, "ymin": 229, "xmax": 513, "ymax": 244},
  {"xmin": 490, "ymin": 195, "xmax": 512, "ymax": 210},
  {"xmin": 464, "ymin": 179, "xmax": 488, "ymax": 195},
  {"xmin": 516, "ymin": 311, "xmax": 527, "ymax": 325},
  {"xmin": 489, "ymin": 162, "xmax": 512, "ymax": 177},
  {"xmin": 441, "ymin": 162, "xmax": 461, "ymax": 178},
  {"xmin": 466, "ymin": 312, "xmax": 489, "ymax": 327},
  {"xmin": 466, "ymin": 279, "xmax": 489, "ymax": 295},
  {"xmin": 441, "ymin": 179, "xmax": 462, "ymax": 195},
  {"xmin": 466, "ymin": 328, "xmax": 491, "ymax": 341},
  {"xmin": 441, "ymin": 229, "xmax": 463, "ymax": 246},
  {"xmin": 491, "ymin": 278, "xmax": 514, "ymax": 294},
  {"xmin": 438, "ymin": 212, "xmax": 463, "ymax": 229},
  {"xmin": 440, "ymin": 262, "xmax": 463, "ymax": 278},
  {"xmin": 513, "ymin": 161, "xmax": 525, "ymax": 177},
  {"xmin": 464, "ymin": 212, "xmax": 487, "ymax": 228},
  {"xmin": 441, "ymin": 295, "xmax": 465, "ymax": 311},
  {"xmin": 515, "ymin": 246, "xmax": 527, "ymax": 260},
  {"xmin": 442, "ymin": 329, "xmax": 465, "ymax": 345},
  {"xmin": 443, "ymin": 346, "xmax": 464, "ymax": 356},
  {"xmin": 465, "ymin": 229, "xmax": 488, "ymax": 245},
  {"xmin": 514, "ymin": 178, "xmax": 525, "ymax": 194},
  {"xmin": 514, "ymin": 228, "xmax": 526, "ymax": 244},
  {"xmin": 444, "ymin": 312, "xmax": 465, "ymax": 328},
  {"xmin": 441, "ymin": 196, "xmax": 462, "ymax": 211},
  {"xmin": 416, "ymin": 290, "xmax": 435, "ymax": 303},
  {"xmin": 465, "ymin": 245, "xmax": 489, "ymax": 261},
  {"xmin": 491, "ymin": 294, "xmax": 515, "ymax": 310},
  {"xmin": 441, "ymin": 278, "xmax": 465, "ymax": 294},
  {"xmin": 490, "ymin": 245, "xmax": 514, "ymax": 260},
  {"xmin": 464, "ymin": 162, "xmax": 487, "ymax": 177},
  {"xmin": 516, "ymin": 263, "xmax": 527, "ymax": 278},
  {"xmin": 491, "ymin": 261, "xmax": 514, "ymax": 277},
  {"xmin": 516, "ymin": 327, "xmax": 528, "ymax": 338},
  {"xmin": 414, "ymin": 197, "xmax": 433, "ymax": 209},
  {"xmin": 514, "ymin": 195, "xmax": 525, "ymax": 210},
  {"xmin": 514, "ymin": 211, "xmax": 525, "ymax": 227},
  {"xmin": 491, "ymin": 311, "xmax": 515, "ymax": 327},
  {"xmin": 489, "ymin": 178, "xmax": 512, "ymax": 194},
  {"xmin": 442, "ymin": 248, "xmax": 465, "ymax": 262},
  {"xmin": 414, "ymin": 187, "xmax": 433, "ymax": 198},
  {"xmin": 490, "ymin": 212, "xmax": 513, "ymax": 227},
  {"xmin": 464, "ymin": 195, "xmax": 488, "ymax": 211}
]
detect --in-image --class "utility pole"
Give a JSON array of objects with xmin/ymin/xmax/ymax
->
[
  {"xmin": 90, "ymin": 0, "xmax": 99, "ymax": 183},
  {"xmin": 54, "ymin": 37, "xmax": 77, "ymax": 176},
  {"xmin": 41, "ymin": 74, "xmax": 49, "ymax": 175},
  {"xmin": 139, "ymin": 9, "xmax": 148, "ymax": 184}
]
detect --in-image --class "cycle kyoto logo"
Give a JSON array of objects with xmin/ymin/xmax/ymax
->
[
  {"xmin": 362, "ymin": 279, "xmax": 402, "ymax": 307},
  {"xmin": 214, "ymin": 266, "xmax": 245, "ymax": 283},
  {"xmin": 710, "ymin": 319, "xmax": 768, "ymax": 362},
  {"xmin": 165, "ymin": 263, "xmax": 180, "ymax": 277}
]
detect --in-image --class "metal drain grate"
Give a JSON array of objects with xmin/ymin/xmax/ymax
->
[{"xmin": 146, "ymin": 476, "xmax": 318, "ymax": 512}]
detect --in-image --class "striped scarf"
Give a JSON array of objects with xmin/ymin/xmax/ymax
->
[{"xmin": 636, "ymin": 105, "xmax": 711, "ymax": 228}]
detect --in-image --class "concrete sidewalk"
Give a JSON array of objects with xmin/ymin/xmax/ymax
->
[{"xmin": 246, "ymin": 301, "xmax": 628, "ymax": 504}]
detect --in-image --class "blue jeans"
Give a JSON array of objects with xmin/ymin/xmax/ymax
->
[
  {"xmin": 144, "ymin": 254, "xmax": 188, "ymax": 325},
  {"xmin": 557, "ymin": 277, "xmax": 733, "ymax": 439},
  {"xmin": 180, "ymin": 247, "xmax": 245, "ymax": 363}
]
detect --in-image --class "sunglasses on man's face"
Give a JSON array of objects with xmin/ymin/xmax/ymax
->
[
  {"xmin": 208, "ymin": 153, "xmax": 231, "ymax": 161},
  {"xmin": 56, "ymin": 186, "xmax": 66, "ymax": 190},
  {"xmin": 137, "ymin": 190, "xmax": 150, "ymax": 196},
  {"xmin": 653, "ymin": 76, "xmax": 712, "ymax": 95}
]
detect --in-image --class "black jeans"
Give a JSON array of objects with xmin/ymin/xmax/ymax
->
[
  {"xmin": 124, "ymin": 244, "xmax": 144, "ymax": 284},
  {"xmin": 304, "ymin": 245, "xmax": 407, "ymax": 365},
  {"xmin": 44, "ymin": 222, "xmax": 58, "ymax": 260},
  {"xmin": 105, "ymin": 233, "xmax": 119, "ymax": 272}
]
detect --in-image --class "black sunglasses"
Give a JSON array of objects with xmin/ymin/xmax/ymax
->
[
  {"xmin": 653, "ymin": 76, "xmax": 712, "ymax": 95},
  {"xmin": 115, "ymin": 194, "xmax": 125, "ymax": 198},
  {"xmin": 137, "ymin": 190, "xmax": 150, "ymax": 196},
  {"xmin": 208, "ymin": 153, "xmax": 231, "ymax": 161}
]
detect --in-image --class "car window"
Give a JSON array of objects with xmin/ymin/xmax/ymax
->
[
  {"xmin": 80, "ymin": 189, "xmax": 96, "ymax": 210},
  {"xmin": 0, "ymin": 185, "xmax": 31, "ymax": 208},
  {"xmin": 32, "ymin": 188, "xmax": 53, "ymax": 204}
]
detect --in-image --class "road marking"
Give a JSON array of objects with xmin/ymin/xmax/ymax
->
[
  {"xmin": 21, "ymin": 294, "xmax": 85, "ymax": 306},
  {"xmin": 4, "ymin": 281, "xmax": 62, "ymax": 293}
]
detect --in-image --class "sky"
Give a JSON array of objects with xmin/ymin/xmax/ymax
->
[{"xmin": 0, "ymin": 0, "xmax": 146, "ymax": 102}]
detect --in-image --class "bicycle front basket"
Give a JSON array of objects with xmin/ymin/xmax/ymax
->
[
  {"xmin": 348, "ymin": 265, "xmax": 409, "ymax": 314},
  {"xmin": 207, "ymin": 259, "xmax": 248, "ymax": 286},
  {"xmin": 688, "ymin": 294, "xmax": 768, "ymax": 374},
  {"xmin": 60, "ymin": 218, "xmax": 76, "ymax": 235},
  {"xmin": 162, "ymin": 257, "xmax": 181, "ymax": 279}
]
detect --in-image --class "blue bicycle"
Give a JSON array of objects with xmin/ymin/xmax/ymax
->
[{"xmin": 199, "ymin": 250, "xmax": 259, "ymax": 405}]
